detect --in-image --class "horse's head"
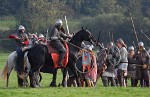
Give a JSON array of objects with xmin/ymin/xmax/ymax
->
[
  {"xmin": 17, "ymin": 52, "xmax": 30, "ymax": 80},
  {"xmin": 75, "ymin": 28, "xmax": 97, "ymax": 45},
  {"xmin": 82, "ymin": 28, "xmax": 96, "ymax": 44}
]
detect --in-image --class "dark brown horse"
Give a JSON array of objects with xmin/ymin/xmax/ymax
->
[{"xmin": 16, "ymin": 28, "xmax": 97, "ymax": 87}]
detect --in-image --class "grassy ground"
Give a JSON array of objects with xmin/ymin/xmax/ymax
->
[{"xmin": 0, "ymin": 52, "xmax": 150, "ymax": 97}]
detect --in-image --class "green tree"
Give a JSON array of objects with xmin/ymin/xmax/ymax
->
[{"xmin": 17, "ymin": 0, "xmax": 74, "ymax": 33}]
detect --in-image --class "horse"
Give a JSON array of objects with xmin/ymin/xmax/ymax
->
[
  {"xmin": 0, "ymin": 33, "xmax": 39, "ymax": 87},
  {"xmin": 16, "ymin": 28, "xmax": 97, "ymax": 88},
  {"xmin": 0, "ymin": 51, "xmax": 31, "ymax": 87}
]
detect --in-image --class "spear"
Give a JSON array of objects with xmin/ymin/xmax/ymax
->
[
  {"xmin": 109, "ymin": 32, "xmax": 111, "ymax": 42},
  {"xmin": 65, "ymin": 16, "xmax": 69, "ymax": 35},
  {"xmin": 46, "ymin": 29, "xmax": 49, "ymax": 42},
  {"xmin": 133, "ymin": 41, "xmax": 136, "ymax": 49},
  {"xmin": 97, "ymin": 30, "xmax": 101, "ymax": 43},
  {"xmin": 128, "ymin": 9, "xmax": 139, "ymax": 44},
  {"xmin": 140, "ymin": 30, "xmax": 150, "ymax": 41},
  {"xmin": 111, "ymin": 32, "xmax": 114, "ymax": 43}
]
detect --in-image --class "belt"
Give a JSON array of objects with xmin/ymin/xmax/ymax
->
[{"xmin": 120, "ymin": 62, "xmax": 128, "ymax": 63}]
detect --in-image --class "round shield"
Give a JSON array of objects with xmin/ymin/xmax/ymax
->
[
  {"xmin": 107, "ymin": 45, "xmax": 121, "ymax": 65},
  {"xmin": 96, "ymin": 49, "xmax": 107, "ymax": 68},
  {"xmin": 74, "ymin": 56, "xmax": 94, "ymax": 74}
]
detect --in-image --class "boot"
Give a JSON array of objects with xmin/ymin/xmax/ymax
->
[{"xmin": 58, "ymin": 52, "xmax": 65, "ymax": 68}]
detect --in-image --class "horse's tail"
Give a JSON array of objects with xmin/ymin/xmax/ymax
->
[{"xmin": 0, "ymin": 61, "xmax": 8, "ymax": 80}]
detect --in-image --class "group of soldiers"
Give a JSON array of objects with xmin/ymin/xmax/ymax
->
[
  {"xmin": 9, "ymin": 19, "xmax": 150, "ymax": 87},
  {"xmin": 101, "ymin": 39, "xmax": 150, "ymax": 87}
]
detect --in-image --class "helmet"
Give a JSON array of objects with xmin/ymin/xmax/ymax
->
[
  {"xmin": 39, "ymin": 34, "xmax": 44, "ymax": 38},
  {"xmin": 116, "ymin": 38, "xmax": 124, "ymax": 45},
  {"xmin": 18, "ymin": 25, "xmax": 25, "ymax": 30},
  {"xmin": 84, "ymin": 45, "xmax": 94, "ymax": 51},
  {"xmin": 138, "ymin": 42, "xmax": 144, "ymax": 47},
  {"xmin": 110, "ymin": 42, "xmax": 114, "ymax": 46},
  {"xmin": 55, "ymin": 19, "xmax": 63, "ymax": 25},
  {"xmin": 81, "ymin": 42, "xmax": 85, "ymax": 48},
  {"xmin": 107, "ymin": 42, "xmax": 114, "ymax": 48},
  {"xmin": 128, "ymin": 46, "xmax": 134, "ymax": 51}
]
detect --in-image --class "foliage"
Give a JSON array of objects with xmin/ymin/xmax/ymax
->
[{"xmin": 17, "ymin": 0, "xmax": 74, "ymax": 33}]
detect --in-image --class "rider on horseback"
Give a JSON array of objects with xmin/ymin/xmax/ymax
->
[
  {"xmin": 8, "ymin": 25, "xmax": 29, "ymax": 86},
  {"xmin": 49, "ymin": 19, "xmax": 71, "ymax": 67},
  {"xmin": 15, "ymin": 25, "xmax": 29, "ymax": 72}
]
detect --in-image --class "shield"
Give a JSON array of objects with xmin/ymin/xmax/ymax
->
[
  {"xmin": 107, "ymin": 45, "xmax": 121, "ymax": 65},
  {"xmin": 96, "ymin": 49, "xmax": 107, "ymax": 68},
  {"xmin": 74, "ymin": 56, "xmax": 94, "ymax": 74}
]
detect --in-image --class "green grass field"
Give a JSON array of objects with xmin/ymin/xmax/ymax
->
[
  {"xmin": 0, "ymin": 52, "xmax": 150, "ymax": 97},
  {"xmin": 0, "ymin": 18, "xmax": 16, "ymax": 31}
]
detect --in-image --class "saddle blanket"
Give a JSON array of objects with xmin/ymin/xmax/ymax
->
[{"xmin": 51, "ymin": 42, "xmax": 69, "ymax": 68}]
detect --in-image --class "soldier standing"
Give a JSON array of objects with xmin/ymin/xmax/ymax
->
[
  {"xmin": 133, "ymin": 42, "xmax": 150, "ymax": 87},
  {"xmin": 101, "ymin": 42, "xmax": 116, "ymax": 87},
  {"xmin": 116, "ymin": 38, "xmax": 128, "ymax": 87},
  {"xmin": 127, "ymin": 46, "xmax": 137, "ymax": 86}
]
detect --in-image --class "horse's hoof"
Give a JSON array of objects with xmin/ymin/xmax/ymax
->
[
  {"xmin": 62, "ymin": 83, "xmax": 67, "ymax": 87},
  {"xmin": 58, "ymin": 83, "xmax": 61, "ymax": 87},
  {"xmin": 39, "ymin": 84, "xmax": 42, "ymax": 88},
  {"xmin": 30, "ymin": 84, "xmax": 39, "ymax": 88},
  {"xmin": 49, "ymin": 82, "xmax": 57, "ymax": 87},
  {"xmin": 33, "ymin": 85, "xmax": 39, "ymax": 88}
]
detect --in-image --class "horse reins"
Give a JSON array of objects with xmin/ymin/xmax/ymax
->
[{"xmin": 64, "ymin": 40, "xmax": 95, "ymax": 55}]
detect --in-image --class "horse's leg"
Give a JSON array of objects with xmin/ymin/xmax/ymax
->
[
  {"xmin": 50, "ymin": 68, "xmax": 57, "ymax": 87},
  {"xmin": 6, "ymin": 73, "xmax": 10, "ymax": 87},
  {"xmin": 34, "ymin": 70, "xmax": 40, "ymax": 87},
  {"xmin": 74, "ymin": 70, "xmax": 81, "ymax": 87},
  {"xmin": 29, "ymin": 71, "xmax": 34, "ymax": 87},
  {"xmin": 17, "ymin": 76, "xmax": 24, "ymax": 87},
  {"xmin": 62, "ymin": 68, "xmax": 68, "ymax": 87},
  {"xmin": 69, "ymin": 65, "xmax": 81, "ymax": 87},
  {"xmin": 29, "ymin": 70, "xmax": 40, "ymax": 88},
  {"xmin": 6, "ymin": 67, "xmax": 13, "ymax": 87},
  {"xmin": 22, "ymin": 78, "xmax": 29, "ymax": 87}
]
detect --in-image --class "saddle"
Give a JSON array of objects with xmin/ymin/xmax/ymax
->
[
  {"xmin": 47, "ymin": 42, "xmax": 59, "ymax": 53},
  {"xmin": 47, "ymin": 41, "xmax": 69, "ymax": 68}
]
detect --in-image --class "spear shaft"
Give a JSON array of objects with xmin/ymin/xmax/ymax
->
[
  {"xmin": 140, "ymin": 30, "xmax": 150, "ymax": 41},
  {"xmin": 128, "ymin": 9, "xmax": 139, "ymax": 44}
]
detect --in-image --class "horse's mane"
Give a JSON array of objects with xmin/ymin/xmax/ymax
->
[{"xmin": 69, "ymin": 28, "xmax": 91, "ymax": 43}]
